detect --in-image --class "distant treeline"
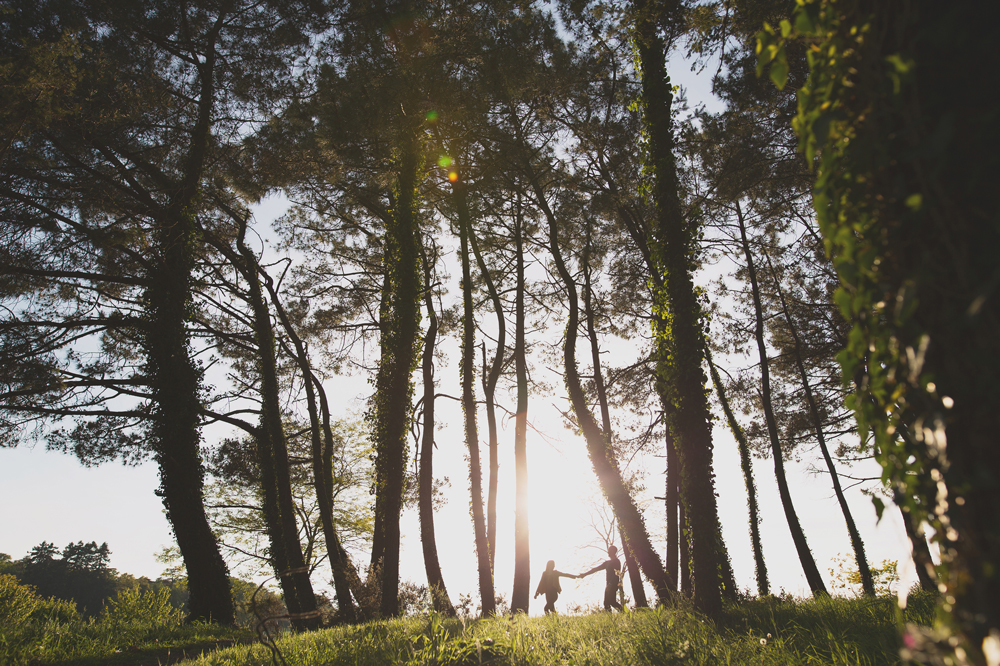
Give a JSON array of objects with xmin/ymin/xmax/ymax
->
[{"xmin": 0, "ymin": 543, "xmax": 282, "ymax": 625}]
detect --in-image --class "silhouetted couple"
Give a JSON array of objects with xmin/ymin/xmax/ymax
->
[{"xmin": 534, "ymin": 545, "xmax": 623, "ymax": 614}]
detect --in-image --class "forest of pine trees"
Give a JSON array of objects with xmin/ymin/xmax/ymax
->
[{"xmin": 2, "ymin": 0, "xmax": 996, "ymax": 663}]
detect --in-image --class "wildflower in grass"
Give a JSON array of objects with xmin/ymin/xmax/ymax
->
[{"xmin": 760, "ymin": 638, "xmax": 767, "ymax": 646}]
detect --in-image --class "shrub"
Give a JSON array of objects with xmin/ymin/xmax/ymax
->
[
  {"xmin": 0, "ymin": 574, "xmax": 38, "ymax": 625},
  {"xmin": 29, "ymin": 595, "xmax": 82, "ymax": 624},
  {"xmin": 100, "ymin": 586, "xmax": 183, "ymax": 643}
]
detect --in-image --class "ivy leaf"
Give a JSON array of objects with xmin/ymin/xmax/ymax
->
[{"xmin": 769, "ymin": 45, "xmax": 789, "ymax": 90}]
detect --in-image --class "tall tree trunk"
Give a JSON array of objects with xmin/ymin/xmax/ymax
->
[
  {"xmin": 145, "ymin": 20, "xmax": 233, "ymax": 624},
  {"xmin": 454, "ymin": 172, "xmax": 496, "ymax": 617},
  {"xmin": 529, "ymin": 169, "xmax": 673, "ymax": 604},
  {"xmin": 417, "ymin": 241, "xmax": 456, "ymax": 615},
  {"xmin": 236, "ymin": 221, "xmax": 319, "ymax": 631},
  {"xmin": 665, "ymin": 430, "xmax": 679, "ymax": 593},
  {"xmin": 894, "ymin": 490, "xmax": 937, "ymax": 593},
  {"xmin": 510, "ymin": 197, "xmax": 531, "ymax": 614},
  {"xmin": 765, "ymin": 253, "xmax": 876, "ymax": 597},
  {"xmin": 370, "ymin": 135, "xmax": 423, "ymax": 617},
  {"xmin": 470, "ymin": 225, "xmax": 505, "ymax": 575},
  {"xmin": 250, "ymin": 244, "xmax": 358, "ymax": 623},
  {"xmin": 707, "ymin": 347, "xmax": 770, "ymax": 596},
  {"xmin": 633, "ymin": 0, "xmax": 724, "ymax": 617},
  {"xmin": 584, "ymin": 262, "xmax": 649, "ymax": 609},
  {"xmin": 146, "ymin": 213, "xmax": 234, "ymax": 625},
  {"xmin": 315, "ymin": 378, "xmax": 373, "ymax": 618},
  {"xmin": 583, "ymin": 232, "xmax": 648, "ymax": 608},
  {"xmin": 368, "ymin": 268, "xmax": 391, "ymax": 588},
  {"xmin": 678, "ymin": 495, "xmax": 691, "ymax": 597},
  {"xmin": 735, "ymin": 203, "xmax": 827, "ymax": 595},
  {"xmin": 596, "ymin": 76, "xmax": 680, "ymax": 605}
]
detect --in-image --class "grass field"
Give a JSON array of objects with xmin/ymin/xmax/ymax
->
[
  {"xmin": 1, "ymin": 583, "xmax": 936, "ymax": 666},
  {"xmin": 181, "ymin": 593, "xmax": 935, "ymax": 666}
]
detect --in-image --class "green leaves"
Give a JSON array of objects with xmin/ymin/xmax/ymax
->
[{"xmin": 756, "ymin": 23, "xmax": 789, "ymax": 90}]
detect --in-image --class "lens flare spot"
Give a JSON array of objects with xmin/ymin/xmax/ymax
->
[
  {"xmin": 448, "ymin": 171, "xmax": 459, "ymax": 183},
  {"xmin": 437, "ymin": 155, "xmax": 453, "ymax": 168},
  {"xmin": 425, "ymin": 110, "xmax": 439, "ymax": 122}
]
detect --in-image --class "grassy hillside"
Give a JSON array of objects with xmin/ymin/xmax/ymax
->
[
  {"xmin": 1, "ymin": 569, "xmax": 935, "ymax": 666},
  {"xmin": 184, "ymin": 593, "xmax": 935, "ymax": 666}
]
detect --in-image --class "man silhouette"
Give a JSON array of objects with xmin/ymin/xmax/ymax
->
[{"xmin": 579, "ymin": 545, "xmax": 624, "ymax": 611}]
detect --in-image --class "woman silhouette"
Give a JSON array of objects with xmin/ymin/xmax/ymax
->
[{"xmin": 534, "ymin": 560, "xmax": 578, "ymax": 614}]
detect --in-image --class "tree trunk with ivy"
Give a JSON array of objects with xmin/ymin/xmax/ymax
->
[
  {"xmin": 707, "ymin": 347, "xmax": 770, "ymax": 596},
  {"xmin": 760, "ymin": 1, "xmax": 1000, "ymax": 656},
  {"xmin": 633, "ymin": 0, "xmax": 724, "ymax": 617},
  {"xmin": 369, "ymin": 134, "xmax": 423, "ymax": 618},
  {"xmin": 142, "ymin": 21, "xmax": 234, "ymax": 623},
  {"xmin": 235, "ymin": 223, "xmax": 319, "ymax": 631},
  {"xmin": 144, "ymin": 208, "xmax": 235, "ymax": 626}
]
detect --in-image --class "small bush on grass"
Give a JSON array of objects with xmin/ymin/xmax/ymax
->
[{"xmin": 100, "ymin": 586, "xmax": 185, "ymax": 645}]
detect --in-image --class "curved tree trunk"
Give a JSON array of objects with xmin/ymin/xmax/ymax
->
[
  {"xmin": 417, "ymin": 241, "xmax": 456, "ymax": 615},
  {"xmin": 529, "ymin": 169, "xmax": 673, "ymax": 605},
  {"xmin": 240, "ymin": 265, "xmax": 317, "ymax": 633},
  {"xmin": 470, "ymin": 225, "xmax": 505, "ymax": 575},
  {"xmin": 454, "ymin": 173, "xmax": 496, "ymax": 617},
  {"xmin": 315, "ymin": 379, "xmax": 374, "ymax": 618},
  {"xmin": 236, "ymin": 221, "xmax": 319, "ymax": 631},
  {"xmin": 707, "ymin": 347, "xmax": 770, "ymax": 596},
  {"xmin": 252, "ymin": 249, "xmax": 359, "ymax": 623},
  {"xmin": 582, "ymin": 233, "xmax": 648, "ymax": 609},
  {"xmin": 765, "ymin": 252, "xmax": 876, "ymax": 597},
  {"xmin": 142, "ymin": 14, "xmax": 234, "ymax": 625},
  {"xmin": 735, "ymin": 203, "xmax": 827, "ymax": 595}
]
